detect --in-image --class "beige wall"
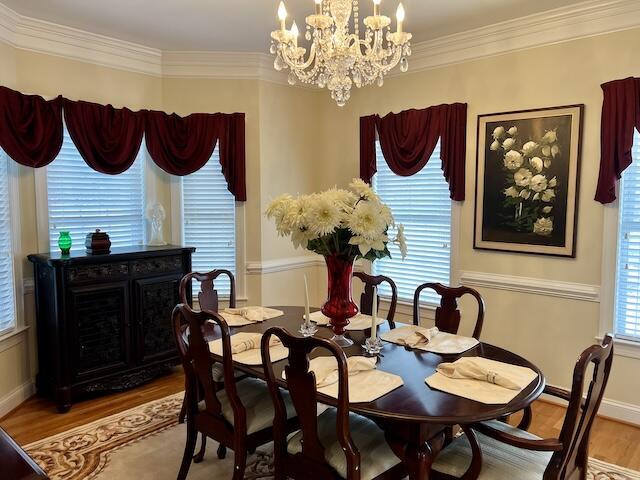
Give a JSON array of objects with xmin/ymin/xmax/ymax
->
[{"xmin": 317, "ymin": 28, "xmax": 640, "ymax": 407}]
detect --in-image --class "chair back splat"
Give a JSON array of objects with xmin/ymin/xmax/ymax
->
[
  {"xmin": 354, "ymin": 272, "xmax": 398, "ymax": 329},
  {"xmin": 179, "ymin": 269, "xmax": 236, "ymax": 312}
]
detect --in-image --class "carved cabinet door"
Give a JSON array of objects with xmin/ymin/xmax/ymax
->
[
  {"xmin": 68, "ymin": 281, "xmax": 131, "ymax": 381},
  {"xmin": 133, "ymin": 274, "xmax": 182, "ymax": 364}
]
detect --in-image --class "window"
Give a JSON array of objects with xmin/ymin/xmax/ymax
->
[
  {"xmin": 373, "ymin": 141, "xmax": 452, "ymax": 304},
  {"xmin": 615, "ymin": 129, "xmax": 640, "ymax": 342},
  {"xmin": 182, "ymin": 147, "xmax": 236, "ymax": 295},
  {"xmin": 0, "ymin": 152, "xmax": 16, "ymax": 334},
  {"xmin": 46, "ymin": 130, "xmax": 145, "ymax": 252}
]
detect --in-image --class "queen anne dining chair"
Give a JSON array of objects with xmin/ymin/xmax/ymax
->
[
  {"xmin": 413, "ymin": 283, "xmax": 485, "ymax": 339},
  {"xmin": 430, "ymin": 335, "xmax": 614, "ymax": 480},
  {"xmin": 353, "ymin": 272, "xmax": 398, "ymax": 329},
  {"xmin": 261, "ymin": 326, "xmax": 406, "ymax": 480},
  {"xmin": 172, "ymin": 304, "xmax": 298, "ymax": 480}
]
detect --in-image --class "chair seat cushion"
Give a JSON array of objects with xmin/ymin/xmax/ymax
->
[
  {"xmin": 211, "ymin": 362, "xmax": 245, "ymax": 383},
  {"xmin": 287, "ymin": 408, "xmax": 402, "ymax": 480},
  {"xmin": 432, "ymin": 420, "xmax": 553, "ymax": 480},
  {"xmin": 216, "ymin": 377, "xmax": 296, "ymax": 435}
]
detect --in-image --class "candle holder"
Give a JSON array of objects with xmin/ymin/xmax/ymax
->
[
  {"xmin": 299, "ymin": 322, "xmax": 318, "ymax": 338},
  {"xmin": 363, "ymin": 336, "xmax": 383, "ymax": 356}
]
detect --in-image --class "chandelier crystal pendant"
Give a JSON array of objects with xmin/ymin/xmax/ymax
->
[{"xmin": 270, "ymin": 0, "xmax": 412, "ymax": 106}]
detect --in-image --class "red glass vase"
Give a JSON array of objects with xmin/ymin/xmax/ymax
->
[{"xmin": 321, "ymin": 253, "xmax": 359, "ymax": 347}]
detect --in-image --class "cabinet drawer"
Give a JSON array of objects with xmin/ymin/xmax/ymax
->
[
  {"xmin": 130, "ymin": 255, "xmax": 183, "ymax": 276},
  {"xmin": 66, "ymin": 262, "xmax": 129, "ymax": 284}
]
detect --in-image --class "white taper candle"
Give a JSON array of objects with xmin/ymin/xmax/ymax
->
[
  {"xmin": 304, "ymin": 274, "xmax": 311, "ymax": 326},
  {"xmin": 370, "ymin": 286, "xmax": 378, "ymax": 340}
]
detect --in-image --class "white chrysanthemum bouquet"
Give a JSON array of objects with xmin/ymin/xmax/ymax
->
[{"xmin": 265, "ymin": 179, "xmax": 407, "ymax": 262}]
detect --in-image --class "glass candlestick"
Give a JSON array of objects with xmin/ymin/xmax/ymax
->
[
  {"xmin": 363, "ymin": 336, "xmax": 383, "ymax": 356},
  {"xmin": 299, "ymin": 321, "xmax": 318, "ymax": 337}
]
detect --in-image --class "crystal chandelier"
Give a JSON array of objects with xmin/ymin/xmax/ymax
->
[{"xmin": 270, "ymin": 0, "xmax": 412, "ymax": 106}]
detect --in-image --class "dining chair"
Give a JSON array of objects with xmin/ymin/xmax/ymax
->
[
  {"xmin": 430, "ymin": 335, "xmax": 614, "ymax": 480},
  {"xmin": 172, "ymin": 304, "xmax": 298, "ymax": 480},
  {"xmin": 261, "ymin": 326, "xmax": 406, "ymax": 480},
  {"xmin": 353, "ymin": 272, "xmax": 398, "ymax": 329},
  {"xmin": 413, "ymin": 283, "xmax": 485, "ymax": 339}
]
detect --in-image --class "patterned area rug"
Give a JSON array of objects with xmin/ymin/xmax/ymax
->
[{"xmin": 23, "ymin": 393, "xmax": 640, "ymax": 480}]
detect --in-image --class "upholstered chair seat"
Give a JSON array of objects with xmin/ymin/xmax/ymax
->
[
  {"xmin": 433, "ymin": 420, "xmax": 551, "ymax": 479},
  {"xmin": 211, "ymin": 363, "xmax": 244, "ymax": 383},
  {"xmin": 287, "ymin": 408, "xmax": 402, "ymax": 480}
]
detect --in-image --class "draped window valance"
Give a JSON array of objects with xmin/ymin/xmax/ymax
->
[
  {"xmin": 359, "ymin": 102, "xmax": 467, "ymax": 201},
  {"xmin": 0, "ymin": 86, "xmax": 247, "ymax": 201},
  {"xmin": 595, "ymin": 77, "xmax": 640, "ymax": 204}
]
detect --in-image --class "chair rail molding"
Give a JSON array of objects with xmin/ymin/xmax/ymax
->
[
  {"xmin": 246, "ymin": 256, "xmax": 324, "ymax": 275},
  {"xmin": 459, "ymin": 271, "xmax": 600, "ymax": 303},
  {"xmin": 0, "ymin": 0, "xmax": 638, "ymax": 80}
]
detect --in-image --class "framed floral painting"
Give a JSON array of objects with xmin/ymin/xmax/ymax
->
[{"xmin": 474, "ymin": 105, "xmax": 583, "ymax": 257}]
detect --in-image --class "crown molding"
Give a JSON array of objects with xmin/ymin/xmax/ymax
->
[{"xmin": 0, "ymin": 0, "xmax": 638, "ymax": 81}]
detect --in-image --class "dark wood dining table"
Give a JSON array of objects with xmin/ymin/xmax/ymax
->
[{"xmin": 202, "ymin": 306, "xmax": 545, "ymax": 480}]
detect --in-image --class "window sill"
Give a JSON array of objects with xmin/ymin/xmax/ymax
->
[
  {"xmin": 596, "ymin": 335, "xmax": 640, "ymax": 360},
  {"xmin": 0, "ymin": 326, "xmax": 29, "ymax": 354}
]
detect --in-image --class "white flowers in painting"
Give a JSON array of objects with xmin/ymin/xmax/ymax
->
[
  {"xmin": 490, "ymin": 121, "xmax": 562, "ymax": 236},
  {"xmin": 265, "ymin": 178, "xmax": 407, "ymax": 261}
]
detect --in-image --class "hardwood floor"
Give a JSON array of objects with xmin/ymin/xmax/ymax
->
[{"xmin": 1, "ymin": 369, "xmax": 639, "ymax": 471}]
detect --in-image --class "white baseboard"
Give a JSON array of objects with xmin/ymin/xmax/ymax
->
[
  {"xmin": 0, "ymin": 380, "xmax": 35, "ymax": 418},
  {"xmin": 541, "ymin": 384, "xmax": 640, "ymax": 426}
]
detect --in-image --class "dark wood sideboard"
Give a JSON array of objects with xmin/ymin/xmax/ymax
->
[{"xmin": 28, "ymin": 246, "xmax": 195, "ymax": 412}]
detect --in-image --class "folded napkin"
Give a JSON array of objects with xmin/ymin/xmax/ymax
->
[
  {"xmin": 209, "ymin": 332, "xmax": 289, "ymax": 366},
  {"xmin": 309, "ymin": 356, "xmax": 377, "ymax": 388},
  {"xmin": 221, "ymin": 306, "xmax": 284, "ymax": 326},
  {"xmin": 425, "ymin": 356, "xmax": 538, "ymax": 405},
  {"xmin": 307, "ymin": 310, "xmax": 385, "ymax": 331},
  {"xmin": 381, "ymin": 324, "xmax": 479, "ymax": 354}
]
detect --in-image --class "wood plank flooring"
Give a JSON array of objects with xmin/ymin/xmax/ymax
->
[{"xmin": 1, "ymin": 369, "xmax": 639, "ymax": 471}]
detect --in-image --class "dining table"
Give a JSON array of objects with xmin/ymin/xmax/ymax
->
[{"xmin": 200, "ymin": 305, "xmax": 546, "ymax": 480}]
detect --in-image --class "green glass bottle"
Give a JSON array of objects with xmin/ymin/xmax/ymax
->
[{"xmin": 58, "ymin": 231, "xmax": 72, "ymax": 255}]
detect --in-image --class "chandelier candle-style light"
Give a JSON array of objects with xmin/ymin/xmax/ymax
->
[{"xmin": 270, "ymin": 0, "xmax": 412, "ymax": 106}]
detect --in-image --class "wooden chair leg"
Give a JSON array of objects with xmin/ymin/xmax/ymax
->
[
  {"xmin": 178, "ymin": 392, "xmax": 187, "ymax": 424},
  {"xmin": 193, "ymin": 434, "xmax": 207, "ymax": 463},
  {"xmin": 217, "ymin": 443, "xmax": 227, "ymax": 459},
  {"xmin": 232, "ymin": 443, "xmax": 248, "ymax": 480},
  {"xmin": 177, "ymin": 420, "xmax": 197, "ymax": 480}
]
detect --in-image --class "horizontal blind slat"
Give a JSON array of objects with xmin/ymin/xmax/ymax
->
[{"xmin": 0, "ymin": 151, "xmax": 16, "ymax": 331}]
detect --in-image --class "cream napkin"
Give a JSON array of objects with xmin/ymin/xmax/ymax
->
[
  {"xmin": 426, "ymin": 357, "xmax": 538, "ymax": 404},
  {"xmin": 209, "ymin": 332, "xmax": 289, "ymax": 366},
  {"xmin": 307, "ymin": 310, "xmax": 385, "ymax": 331},
  {"xmin": 381, "ymin": 324, "xmax": 479, "ymax": 354},
  {"xmin": 283, "ymin": 355, "xmax": 403, "ymax": 403},
  {"xmin": 221, "ymin": 307, "xmax": 284, "ymax": 326}
]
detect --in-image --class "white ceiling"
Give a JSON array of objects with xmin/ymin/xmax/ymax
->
[{"xmin": 1, "ymin": 0, "xmax": 592, "ymax": 52}]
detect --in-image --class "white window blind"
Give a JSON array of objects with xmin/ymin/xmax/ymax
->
[
  {"xmin": 615, "ymin": 129, "xmax": 640, "ymax": 342},
  {"xmin": 0, "ymin": 152, "xmax": 16, "ymax": 334},
  {"xmin": 182, "ymin": 147, "xmax": 236, "ymax": 295},
  {"xmin": 373, "ymin": 141, "xmax": 452, "ymax": 304},
  {"xmin": 46, "ymin": 130, "xmax": 145, "ymax": 252}
]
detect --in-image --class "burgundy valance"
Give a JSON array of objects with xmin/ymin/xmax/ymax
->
[
  {"xmin": 0, "ymin": 86, "xmax": 247, "ymax": 201},
  {"xmin": 64, "ymin": 99, "xmax": 145, "ymax": 175},
  {"xmin": 360, "ymin": 102, "xmax": 467, "ymax": 201},
  {"xmin": 595, "ymin": 77, "xmax": 640, "ymax": 204},
  {"xmin": 0, "ymin": 86, "xmax": 63, "ymax": 168}
]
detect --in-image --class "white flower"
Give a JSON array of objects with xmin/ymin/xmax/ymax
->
[
  {"xmin": 519, "ymin": 189, "xmax": 531, "ymax": 200},
  {"xmin": 533, "ymin": 217, "xmax": 553, "ymax": 236},
  {"xmin": 379, "ymin": 203, "xmax": 395, "ymax": 227},
  {"xmin": 492, "ymin": 126, "xmax": 506, "ymax": 140},
  {"xmin": 265, "ymin": 194, "xmax": 295, "ymax": 236},
  {"xmin": 508, "ymin": 126, "xmax": 518, "ymax": 136},
  {"xmin": 393, "ymin": 224, "xmax": 408, "ymax": 259},
  {"xmin": 349, "ymin": 178, "xmax": 377, "ymax": 201},
  {"xmin": 490, "ymin": 140, "xmax": 500, "ymax": 151},
  {"xmin": 548, "ymin": 176, "xmax": 557, "ymax": 188},
  {"xmin": 324, "ymin": 188, "xmax": 358, "ymax": 213},
  {"xmin": 530, "ymin": 157, "xmax": 543, "ymax": 173},
  {"xmin": 542, "ymin": 206, "xmax": 553, "ymax": 213},
  {"xmin": 533, "ymin": 192, "xmax": 540, "ymax": 200},
  {"xmin": 541, "ymin": 189, "xmax": 556, "ymax": 202},
  {"xmin": 291, "ymin": 227, "xmax": 315, "ymax": 249},
  {"xmin": 349, "ymin": 234, "xmax": 388, "ymax": 257},
  {"xmin": 529, "ymin": 174, "xmax": 548, "ymax": 193},
  {"xmin": 502, "ymin": 138, "xmax": 516, "ymax": 151},
  {"xmin": 504, "ymin": 186, "xmax": 519, "ymax": 198},
  {"xmin": 348, "ymin": 201, "xmax": 387, "ymax": 239},
  {"xmin": 542, "ymin": 129, "xmax": 557, "ymax": 144},
  {"xmin": 544, "ymin": 158, "xmax": 552, "ymax": 169},
  {"xmin": 514, "ymin": 168, "xmax": 532, "ymax": 187},
  {"xmin": 306, "ymin": 195, "xmax": 343, "ymax": 237},
  {"xmin": 522, "ymin": 141, "xmax": 538, "ymax": 157},
  {"xmin": 551, "ymin": 145, "xmax": 560, "ymax": 157},
  {"xmin": 504, "ymin": 151, "xmax": 524, "ymax": 170},
  {"xmin": 542, "ymin": 145, "xmax": 551, "ymax": 157}
]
